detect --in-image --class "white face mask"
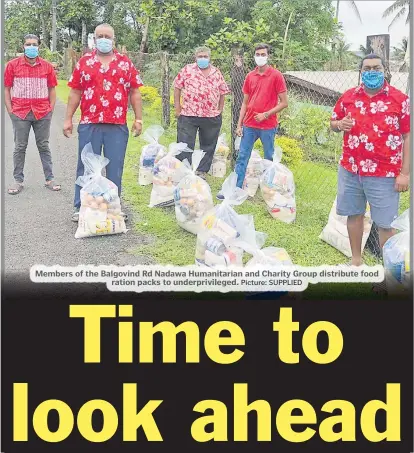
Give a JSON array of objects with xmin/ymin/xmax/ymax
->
[{"xmin": 255, "ymin": 55, "xmax": 268, "ymax": 67}]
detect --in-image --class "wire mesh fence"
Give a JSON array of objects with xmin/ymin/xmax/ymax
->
[{"xmin": 30, "ymin": 48, "xmax": 411, "ymax": 262}]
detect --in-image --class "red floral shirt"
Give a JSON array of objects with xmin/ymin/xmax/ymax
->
[
  {"xmin": 4, "ymin": 56, "xmax": 57, "ymax": 120},
  {"xmin": 68, "ymin": 49, "xmax": 143, "ymax": 125},
  {"xmin": 332, "ymin": 81, "xmax": 410, "ymax": 177},
  {"xmin": 174, "ymin": 63, "xmax": 230, "ymax": 117}
]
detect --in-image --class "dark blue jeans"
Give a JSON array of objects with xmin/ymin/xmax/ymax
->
[
  {"xmin": 74, "ymin": 123, "xmax": 129, "ymax": 209},
  {"xmin": 235, "ymin": 126, "xmax": 278, "ymax": 188}
]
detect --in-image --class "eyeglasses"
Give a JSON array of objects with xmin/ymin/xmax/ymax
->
[{"xmin": 24, "ymin": 43, "xmax": 39, "ymax": 47}]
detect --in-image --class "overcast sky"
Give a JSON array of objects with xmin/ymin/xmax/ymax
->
[{"xmin": 333, "ymin": 0, "xmax": 410, "ymax": 50}]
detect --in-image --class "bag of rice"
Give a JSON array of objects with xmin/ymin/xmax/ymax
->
[
  {"xmin": 195, "ymin": 172, "xmax": 261, "ymax": 267},
  {"xmin": 242, "ymin": 151, "xmax": 264, "ymax": 197},
  {"xmin": 319, "ymin": 197, "xmax": 372, "ymax": 258},
  {"xmin": 149, "ymin": 142, "xmax": 191, "ymax": 208},
  {"xmin": 138, "ymin": 125, "xmax": 166, "ymax": 186},
  {"xmin": 75, "ymin": 143, "xmax": 127, "ymax": 239},
  {"xmin": 383, "ymin": 209, "xmax": 410, "ymax": 294},
  {"xmin": 174, "ymin": 149, "xmax": 214, "ymax": 234},
  {"xmin": 209, "ymin": 133, "xmax": 230, "ymax": 178},
  {"xmin": 260, "ymin": 145, "xmax": 296, "ymax": 223}
]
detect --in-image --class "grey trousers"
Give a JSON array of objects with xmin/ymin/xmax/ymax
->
[{"xmin": 10, "ymin": 111, "xmax": 54, "ymax": 183}]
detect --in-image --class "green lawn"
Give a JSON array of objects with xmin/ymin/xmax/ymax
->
[{"xmin": 56, "ymin": 80, "xmax": 409, "ymax": 298}]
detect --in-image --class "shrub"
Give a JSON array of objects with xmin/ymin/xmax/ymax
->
[
  {"xmin": 139, "ymin": 86, "xmax": 160, "ymax": 104},
  {"xmin": 275, "ymin": 136, "xmax": 303, "ymax": 168},
  {"xmin": 254, "ymin": 135, "xmax": 303, "ymax": 168}
]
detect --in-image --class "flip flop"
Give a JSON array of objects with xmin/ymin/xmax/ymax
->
[
  {"xmin": 8, "ymin": 182, "xmax": 24, "ymax": 195},
  {"xmin": 45, "ymin": 180, "xmax": 61, "ymax": 191}
]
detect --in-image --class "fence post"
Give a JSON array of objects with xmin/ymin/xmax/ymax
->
[
  {"xmin": 366, "ymin": 34, "xmax": 391, "ymax": 83},
  {"xmin": 230, "ymin": 47, "xmax": 245, "ymax": 168},
  {"xmin": 161, "ymin": 51, "xmax": 171, "ymax": 128}
]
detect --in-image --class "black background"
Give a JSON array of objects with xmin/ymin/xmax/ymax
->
[{"xmin": 2, "ymin": 282, "xmax": 413, "ymax": 453}]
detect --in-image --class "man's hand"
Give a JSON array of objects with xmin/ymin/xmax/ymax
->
[
  {"xmin": 175, "ymin": 108, "xmax": 181, "ymax": 118},
  {"xmin": 395, "ymin": 173, "xmax": 409, "ymax": 192},
  {"xmin": 132, "ymin": 120, "xmax": 143, "ymax": 137},
  {"xmin": 339, "ymin": 112, "xmax": 353, "ymax": 132},
  {"xmin": 63, "ymin": 119, "xmax": 73, "ymax": 138},
  {"xmin": 254, "ymin": 112, "xmax": 266, "ymax": 122},
  {"xmin": 236, "ymin": 125, "xmax": 243, "ymax": 137}
]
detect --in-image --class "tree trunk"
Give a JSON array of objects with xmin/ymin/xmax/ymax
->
[
  {"xmin": 82, "ymin": 21, "xmax": 88, "ymax": 53},
  {"xmin": 137, "ymin": 16, "xmax": 150, "ymax": 70},
  {"xmin": 282, "ymin": 11, "xmax": 294, "ymax": 61},
  {"xmin": 51, "ymin": 0, "xmax": 57, "ymax": 52},
  {"xmin": 40, "ymin": 12, "xmax": 50, "ymax": 49},
  {"xmin": 230, "ymin": 47, "xmax": 246, "ymax": 168},
  {"xmin": 366, "ymin": 34, "xmax": 391, "ymax": 83},
  {"xmin": 160, "ymin": 51, "xmax": 170, "ymax": 128}
]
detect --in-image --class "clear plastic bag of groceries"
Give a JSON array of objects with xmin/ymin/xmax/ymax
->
[
  {"xmin": 195, "ymin": 172, "xmax": 260, "ymax": 267},
  {"xmin": 260, "ymin": 145, "xmax": 296, "ymax": 223},
  {"xmin": 319, "ymin": 197, "xmax": 372, "ymax": 258},
  {"xmin": 174, "ymin": 149, "xmax": 214, "ymax": 235},
  {"xmin": 75, "ymin": 143, "xmax": 127, "ymax": 239},
  {"xmin": 383, "ymin": 209, "xmax": 411, "ymax": 293},
  {"xmin": 139, "ymin": 125, "xmax": 166, "ymax": 186},
  {"xmin": 209, "ymin": 133, "xmax": 230, "ymax": 178},
  {"xmin": 234, "ymin": 234, "xmax": 293, "ymax": 267},
  {"xmin": 149, "ymin": 142, "xmax": 191, "ymax": 208},
  {"xmin": 242, "ymin": 150, "xmax": 264, "ymax": 197}
]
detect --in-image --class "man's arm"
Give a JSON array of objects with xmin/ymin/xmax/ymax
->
[
  {"xmin": 174, "ymin": 87, "xmax": 181, "ymax": 117},
  {"xmin": 130, "ymin": 88, "xmax": 143, "ymax": 136},
  {"xmin": 4, "ymin": 87, "xmax": 12, "ymax": 114},
  {"xmin": 237, "ymin": 94, "xmax": 249, "ymax": 129},
  {"xmin": 265, "ymin": 91, "xmax": 288, "ymax": 118},
  {"xmin": 395, "ymin": 132, "xmax": 410, "ymax": 192},
  {"xmin": 218, "ymin": 94, "xmax": 225, "ymax": 113},
  {"xmin": 49, "ymin": 87, "xmax": 56, "ymax": 111},
  {"xmin": 63, "ymin": 89, "xmax": 82, "ymax": 137}
]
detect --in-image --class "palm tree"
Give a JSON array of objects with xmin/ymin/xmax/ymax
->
[
  {"xmin": 392, "ymin": 37, "xmax": 408, "ymax": 62},
  {"xmin": 383, "ymin": 1, "xmax": 410, "ymax": 73},
  {"xmin": 382, "ymin": 0, "xmax": 410, "ymax": 29},
  {"xmin": 335, "ymin": 0, "xmax": 362, "ymax": 23}
]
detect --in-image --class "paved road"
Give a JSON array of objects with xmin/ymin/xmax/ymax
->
[{"xmin": 4, "ymin": 101, "xmax": 154, "ymax": 286}]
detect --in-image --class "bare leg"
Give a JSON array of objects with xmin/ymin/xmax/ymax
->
[
  {"xmin": 378, "ymin": 227, "xmax": 395, "ymax": 250},
  {"xmin": 347, "ymin": 214, "xmax": 364, "ymax": 266}
]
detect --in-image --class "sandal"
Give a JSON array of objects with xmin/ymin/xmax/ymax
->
[
  {"xmin": 45, "ymin": 180, "xmax": 61, "ymax": 191},
  {"xmin": 8, "ymin": 182, "xmax": 24, "ymax": 195}
]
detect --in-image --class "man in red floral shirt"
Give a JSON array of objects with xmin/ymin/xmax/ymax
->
[
  {"xmin": 63, "ymin": 23, "xmax": 143, "ymax": 222},
  {"xmin": 174, "ymin": 46, "xmax": 230, "ymax": 178},
  {"xmin": 331, "ymin": 53, "xmax": 410, "ymax": 268},
  {"xmin": 5, "ymin": 34, "xmax": 60, "ymax": 195}
]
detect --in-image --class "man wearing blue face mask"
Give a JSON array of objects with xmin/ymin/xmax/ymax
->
[
  {"xmin": 174, "ymin": 46, "xmax": 230, "ymax": 178},
  {"xmin": 4, "ymin": 34, "xmax": 60, "ymax": 194},
  {"xmin": 331, "ymin": 53, "xmax": 410, "ymax": 292},
  {"xmin": 64, "ymin": 23, "xmax": 144, "ymax": 222}
]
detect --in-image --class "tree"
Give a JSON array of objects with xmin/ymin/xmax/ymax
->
[
  {"xmin": 383, "ymin": 1, "xmax": 410, "ymax": 71},
  {"xmin": 382, "ymin": 0, "xmax": 410, "ymax": 29},
  {"xmin": 335, "ymin": 0, "xmax": 362, "ymax": 23}
]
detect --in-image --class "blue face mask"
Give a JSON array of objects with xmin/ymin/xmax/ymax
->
[
  {"xmin": 197, "ymin": 58, "xmax": 209, "ymax": 69},
  {"xmin": 96, "ymin": 38, "xmax": 113, "ymax": 54},
  {"xmin": 24, "ymin": 46, "xmax": 39, "ymax": 59},
  {"xmin": 361, "ymin": 71, "xmax": 384, "ymax": 90}
]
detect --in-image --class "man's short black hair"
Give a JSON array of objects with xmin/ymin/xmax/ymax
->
[
  {"xmin": 360, "ymin": 53, "xmax": 385, "ymax": 69},
  {"xmin": 24, "ymin": 34, "xmax": 40, "ymax": 45},
  {"xmin": 255, "ymin": 43, "xmax": 271, "ymax": 54}
]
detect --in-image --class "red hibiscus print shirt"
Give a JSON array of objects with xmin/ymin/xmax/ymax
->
[
  {"xmin": 174, "ymin": 63, "xmax": 230, "ymax": 117},
  {"xmin": 331, "ymin": 81, "xmax": 410, "ymax": 177},
  {"xmin": 68, "ymin": 49, "xmax": 143, "ymax": 125}
]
